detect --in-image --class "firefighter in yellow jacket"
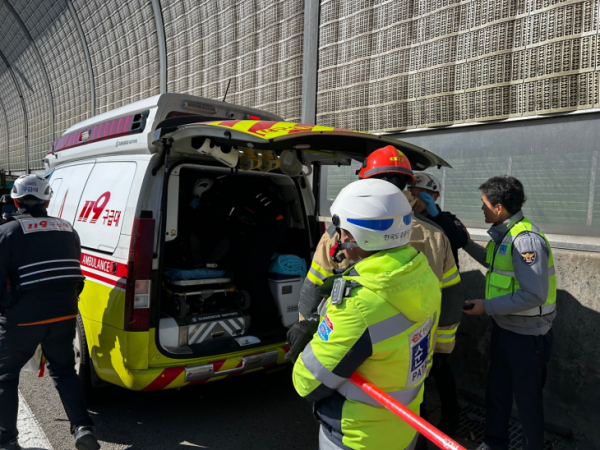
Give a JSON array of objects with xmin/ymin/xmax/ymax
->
[
  {"xmin": 289, "ymin": 146, "xmax": 464, "ymax": 435},
  {"xmin": 293, "ymin": 178, "xmax": 441, "ymax": 450}
]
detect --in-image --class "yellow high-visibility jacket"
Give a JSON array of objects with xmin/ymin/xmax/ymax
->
[{"xmin": 294, "ymin": 245, "xmax": 441, "ymax": 449}]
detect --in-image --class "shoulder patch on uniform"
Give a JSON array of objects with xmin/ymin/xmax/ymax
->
[
  {"xmin": 408, "ymin": 318, "xmax": 433, "ymax": 385},
  {"xmin": 520, "ymin": 251, "xmax": 536, "ymax": 265},
  {"xmin": 317, "ymin": 315, "xmax": 334, "ymax": 341},
  {"xmin": 18, "ymin": 217, "xmax": 73, "ymax": 234}
]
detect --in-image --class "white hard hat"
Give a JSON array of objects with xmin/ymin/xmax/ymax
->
[
  {"xmin": 193, "ymin": 178, "xmax": 214, "ymax": 198},
  {"xmin": 330, "ymin": 178, "xmax": 412, "ymax": 251},
  {"xmin": 413, "ymin": 173, "xmax": 441, "ymax": 193},
  {"xmin": 11, "ymin": 174, "xmax": 52, "ymax": 201}
]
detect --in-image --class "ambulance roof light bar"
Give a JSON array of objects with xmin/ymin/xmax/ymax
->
[{"xmin": 49, "ymin": 110, "xmax": 149, "ymax": 154}]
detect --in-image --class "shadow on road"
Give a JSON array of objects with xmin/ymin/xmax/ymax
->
[{"xmin": 88, "ymin": 365, "xmax": 318, "ymax": 450}]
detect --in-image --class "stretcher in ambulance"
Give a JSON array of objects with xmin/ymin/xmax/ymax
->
[{"xmin": 45, "ymin": 93, "xmax": 450, "ymax": 395}]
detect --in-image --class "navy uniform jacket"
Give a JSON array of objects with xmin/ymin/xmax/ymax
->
[
  {"xmin": 0, "ymin": 206, "xmax": 84, "ymax": 325},
  {"xmin": 430, "ymin": 206, "xmax": 469, "ymax": 268}
]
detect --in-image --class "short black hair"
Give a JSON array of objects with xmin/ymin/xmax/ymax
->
[{"xmin": 479, "ymin": 176, "xmax": 526, "ymax": 214}]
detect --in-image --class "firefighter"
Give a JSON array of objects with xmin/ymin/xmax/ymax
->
[
  {"xmin": 0, "ymin": 175, "xmax": 100, "ymax": 450},
  {"xmin": 410, "ymin": 172, "xmax": 469, "ymax": 267},
  {"xmin": 293, "ymin": 178, "xmax": 441, "ymax": 449},
  {"xmin": 295, "ymin": 145, "xmax": 418, "ymax": 325},
  {"xmin": 463, "ymin": 176, "xmax": 555, "ymax": 450},
  {"xmin": 410, "ymin": 172, "xmax": 469, "ymax": 435}
]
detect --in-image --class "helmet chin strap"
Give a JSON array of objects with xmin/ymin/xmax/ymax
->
[{"xmin": 329, "ymin": 227, "xmax": 359, "ymax": 263}]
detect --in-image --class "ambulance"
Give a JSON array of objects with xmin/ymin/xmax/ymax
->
[{"xmin": 44, "ymin": 93, "xmax": 450, "ymax": 394}]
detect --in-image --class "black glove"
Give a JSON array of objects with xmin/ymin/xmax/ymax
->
[{"xmin": 285, "ymin": 319, "xmax": 319, "ymax": 362}]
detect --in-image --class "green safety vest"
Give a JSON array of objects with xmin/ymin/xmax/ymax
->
[
  {"xmin": 485, "ymin": 216, "xmax": 557, "ymax": 316},
  {"xmin": 293, "ymin": 245, "xmax": 441, "ymax": 449}
]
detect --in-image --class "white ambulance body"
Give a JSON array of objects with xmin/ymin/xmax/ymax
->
[{"xmin": 45, "ymin": 93, "xmax": 450, "ymax": 393}]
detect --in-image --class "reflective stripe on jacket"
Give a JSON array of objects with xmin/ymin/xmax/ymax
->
[
  {"xmin": 485, "ymin": 216, "xmax": 557, "ymax": 317},
  {"xmin": 300, "ymin": 211, "xmax": 463, "ymax": 354},
  {"xmin": 406, "ymin": 212, "xmax": 463, "ymax": 354},
  {"xmin": 293, "ymin": 245, "xmax": 441, "ymax": 450}
]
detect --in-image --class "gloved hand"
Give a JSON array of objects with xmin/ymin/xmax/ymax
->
[
  {"xmin": 190, "ymin": 197, "xmax": 201, "ymax": 209},
  {"xmin": 285, "ymin": 320, "xmax": 319, "ymax": 362},
  {"xmin": 419, "ymin": 192, "xmax": 439, "ymax": 217}
]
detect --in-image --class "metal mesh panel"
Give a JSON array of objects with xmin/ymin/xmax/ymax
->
[
  {"xmin": 0, "ymin": 3, "xmax": 51, "ymax": 172},
  {"xmin": 13, "ymin": 0, "xmax": 91, "ymax": 138},
  {"xmin": 317, "ymin": 0, "xmax": 600, "ymax": 132},
  {"xmin": 13, "ymin": 48, "xmax": 51, "ymax": 171},
  {"xmin": 73, "ymin": 0, "xmax": 160, "ymax": 114},
  {"xmin": 162, "ymin": 0, "xmax": 304, "ymax": 122},
  {"xmin": 0, "ymin": 66, "xmax": 26, "ymax": 172}
]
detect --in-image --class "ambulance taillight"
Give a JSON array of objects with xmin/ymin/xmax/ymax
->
[{"xmin": 124, "ymin": 218, "xmax": 155, "ymax": 332}]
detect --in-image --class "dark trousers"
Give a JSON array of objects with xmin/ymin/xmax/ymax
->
[
  {"xmin": 415, "ymin": 353, "xmax": 460, "ymax": 450},
  {"xmin": 430, "ymin": 353, "xmax": 460, "ymax": 425},
  {"xmin": 0, "ymin": 316, "xmax": 93, "ymax": 444},
  {"xmin": 485, "ymin": 321, "xmax": 553, "ymax": 450}
]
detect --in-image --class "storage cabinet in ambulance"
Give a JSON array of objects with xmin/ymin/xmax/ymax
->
[{"xmin": 45, "ymin": 93, "xmax": 450, "ymax": 394}]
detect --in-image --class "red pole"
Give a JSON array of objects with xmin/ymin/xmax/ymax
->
[{"xmin": 350, "ymin": 372, "xmax": 466, "ymax": 450}]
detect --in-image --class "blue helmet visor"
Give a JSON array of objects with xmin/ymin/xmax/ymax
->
[{"xmin": 347, "ymin": 218, "xmax": 394, "ymax": 231}]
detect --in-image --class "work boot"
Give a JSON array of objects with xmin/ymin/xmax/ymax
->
[
  {"xmin": 0, "ymin": 440, "xmax": 22, "ymax": 450},
  {"xmin": 73, "ymin": 426, "xmax": 100, "ymax": 450}
]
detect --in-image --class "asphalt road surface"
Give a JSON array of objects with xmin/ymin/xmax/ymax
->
[{"xmin": 18, "ymin": 365, "xmax": 319, "ymax": 450}]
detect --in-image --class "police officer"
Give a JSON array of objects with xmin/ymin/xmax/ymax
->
[
  {"xmin": 293, "ymin": 178, "xmax": 441, "ymax": 449},
  {"xmin": 0, "ymin": 175, "xmax": 100, "ymax": 450},
  {"xmin": 463, "ymin": 176, "xmax": 555, "ymax": 450}
]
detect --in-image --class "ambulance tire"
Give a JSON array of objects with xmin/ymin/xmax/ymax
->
[{"xmin": 75, "ymin": 314, "xmax": 97, "ymax": 401}]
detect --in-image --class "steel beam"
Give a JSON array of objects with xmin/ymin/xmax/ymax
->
[
  {"xmin": 0, "ymin": 96, "xmax": 10, "ymax": 173},
  {"xmin": 301, "ymin": 0, "xmax": 320, "ymax": 124},
  {"xmin": 64, "ymin": 0, "xmax": 95, "ymax": 116},
  {"xmin": 151, "ymin": 0, "xmax": 168, "ymax": 93}
]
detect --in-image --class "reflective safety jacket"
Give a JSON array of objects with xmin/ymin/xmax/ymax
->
[
  {"xmin": 486, "ymin": 216, "xmax": 557, "ymax": 317},
  {"xmin": 293, "ymin": 245, "xmax": 441, "ymax": 450},
  {"xmin": 300, "ymin": 212, "xmax": 462, "ymax": 354}
]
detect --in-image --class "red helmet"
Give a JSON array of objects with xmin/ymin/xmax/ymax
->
[{"xmin": 358, "ymin": 145, "xmax": 415, "ymax": 183}]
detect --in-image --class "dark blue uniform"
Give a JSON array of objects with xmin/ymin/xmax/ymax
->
[{"xmin": 0, "ymin": 206, "xmax": 93, "ymax": 446}]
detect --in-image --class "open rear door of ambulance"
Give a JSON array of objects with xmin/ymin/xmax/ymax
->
[
  {"xmin": 152, "ymin": 119, "xmax": 450, "ymax": 169},
  {"xmin": 151, "ymin": 119, "xmax": 451, "ymax": 233}
]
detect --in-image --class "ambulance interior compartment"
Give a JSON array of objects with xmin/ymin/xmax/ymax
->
[{"xmin": 158, "ymin": 163, "xmax": 310, "ymax": 356}]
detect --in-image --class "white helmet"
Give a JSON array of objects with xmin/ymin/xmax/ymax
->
[
  {"xmin": 330, "ymin": 178, "xmax": 412, "ymax": 251},
  {"xmin": 412, "ymin": 173, "xmax": 441, "ymax": 193},
  {"xmin": 11, "ymin": 174, "xmax": 52, "ymax": 201},
  {"xmin": 192, "ymin": 178, "xmax": 214, "ymax": 198}
]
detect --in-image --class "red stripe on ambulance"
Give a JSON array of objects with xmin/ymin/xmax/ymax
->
[{"xmin": 141, "ymin": 367, "xmax": 185, "ymax": 391}]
